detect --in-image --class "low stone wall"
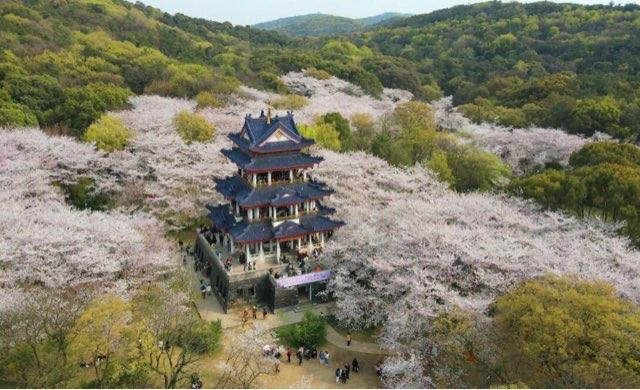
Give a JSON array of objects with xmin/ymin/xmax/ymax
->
[{"xmin": 196, "ymin": 233, "xmax": 230, "ymax": 312}]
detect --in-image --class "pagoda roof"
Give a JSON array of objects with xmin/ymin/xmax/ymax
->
[
  {"xmin": 206, "ymin": 204, "xmax": 237, "ymax": 231},
  {"xmin": 214, "ymin": 176, "xmax": 334, "ymax": 208},
  {"xmin": 229, "ymin": 112, "xmax": 315, "ymax": 154},
  {"xmin": 206, "ymin": 204, "xmax": 345, "ymax": 244},
  {"xmin": 222, "ymin": 148, "xmax": 323, "ymax": 173}
]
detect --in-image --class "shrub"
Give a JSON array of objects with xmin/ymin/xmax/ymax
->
[
  {"xmin": 320, "ymin": 112, "xmax": 356, "ymax": 151},
  {"xmin": 420, "ymin": 83, "xmax": 444, "ymax": 102},
  {"xmin": 0, "ymin": 101, "xmax": 38, "ymax": 127},
  {"xmin": 299, "ymin": 122, "xmax": 341, "ymax": 151},
  {"xmin": 54, "ymin": 83, "xmax": 131, "ymax": 136},
  {"xmin": 83, "ymin": 114, "xmax": 132, "ymax": 152},
  {"xmin": 276, "ymin": 311, "xmax": 326, "ymax": 349},
  {"xmin": 258, "ymin": 71, "xmax": 288, "ymax": 94},
  {"xmin": 195, "ymin": 91, "xmax": 223, "ymax": 109},
  {"xmin": 271, "ymin": 94, "xmax": 309, "ymax": 111},
  {"xmin": 173, "ymin": 110, "xmax": 215, "ymax": 143},
  {"xmin": 491, "ymin": 275, "xmax": 640, "ymax": 388},
  {"xmin": 61, "ymin": 177, "xmax": 114, "ymax": 211},
  {"xmin": 304, "ymin": 67, "xmax": 331, "ymax": 80}
]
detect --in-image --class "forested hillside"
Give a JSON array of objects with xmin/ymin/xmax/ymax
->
[
  {"xmin": 359, "ymin": 1, "xmax": 640, "ymax": 140},
  {"xmin": 2, "ymin": 1, "xmax": 640, "ymax": 140},
  {"xmin": 252, "ymin": 12, "xmax": 409, "ymax": 36}
]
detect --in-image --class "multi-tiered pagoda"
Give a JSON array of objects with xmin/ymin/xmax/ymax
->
[
  {"xmin": 195, "ymin": 110, "xmax": 344, "ymax": 311},
  {"xmin": 211, "ymin": 109, "xmax": 344, "ymax": 262}
]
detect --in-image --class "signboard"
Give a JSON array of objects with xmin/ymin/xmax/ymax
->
[{"xmin": 276, "ymin": 270, "xmax": 331, "ymax": 288}]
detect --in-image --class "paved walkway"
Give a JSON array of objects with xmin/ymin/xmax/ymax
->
[{"xmin": 187, "ymin": 254, "xmax": 384, "ymax": 355}]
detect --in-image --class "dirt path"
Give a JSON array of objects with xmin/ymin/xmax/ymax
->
[{"xmin": 325, "ymin": 324, "xmax": 384, "ymax": 354}]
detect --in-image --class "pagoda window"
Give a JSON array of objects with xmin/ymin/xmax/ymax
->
[
  {"xmin": 256, "ymin": 172, "xmax": 269, "ymax": 186},
  {"xmin": 275, "ymin": 206, "xmax": 289, "ymax": 220},
  {"xmin": 271, "ymin": 170, "xmax": 289, "ymax": 184}
]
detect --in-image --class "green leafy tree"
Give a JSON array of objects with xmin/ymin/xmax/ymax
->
[
  {"xmin": 83, "ymin": 114, "xmax": 132, "ymax": 152},
  {"xmin": 491, "ymin": 275, "xmax": 640, "ymax": 388},
  {"xmin": 427, "ymin": 150, "xmax": 456, "ymax": 188},
  {"xmin": 173, "ymin": 110, "xmax": 215, "ymax": 143},
  {"xmin": 69, "ymin": 295, "xmax": 131, "ymax": 387},
  {"xmin": 321, "ymin": 112, "xmax": 353, "ymax": 150},
  {"xmin": 447, "ymin": 148, "xmax": 511, "ymax": 192},
  {"xmin": 276, "ymin": 311, "xmax": 326, "ymax": 349},
  {"xmin": 271, "ymin": 94, "xmax": 309, "ymax": 110},
  {"xmin": 569, "ymin": 141, "xmax": 640, "ymax": 168},
  {"xmin": 349, "ymin": 112, "xmax": 375, "ymax": 151},
  {"xmin": 195, "ymin": 91, "xmax": 223, "ymax": 109},
  {"xmin": 53, "ymin": 83, "xmax": 131, "ymax": 136},
  {"xmin": 299, "ymin": 122, "xmax": 341, "ymax": 151},
  {"xmin": 132, "ymin": 287, "xmax": 222, "ymax": 388},
  {"xmin": 61, "ymin": 177, "xmax": 114, "ymax": 211},
  {"xmin": 571, "ymin": 96, "xmax": 625, "ymax": 137},
  {"xmin": 0, "ymin": 101, "xmax": 38, "ymax": 127}
]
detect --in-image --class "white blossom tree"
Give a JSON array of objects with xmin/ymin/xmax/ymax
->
[
  {"xmin": 432, "ymin": 97, "xmax": 600, "ymax": 175},
  {"xmin": 311, "ymin": 150, "xmax": 640, "ymax": 387}
]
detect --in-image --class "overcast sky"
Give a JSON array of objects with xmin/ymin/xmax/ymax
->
[{"xmin": 136, "ymin": 0, "xmax": 628, "ymax": 25}]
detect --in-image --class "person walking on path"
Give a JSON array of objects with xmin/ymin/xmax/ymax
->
[
  {"xmin": 340, "ymin": 367, "xmax": 347, "ymax": 383},
  {"xmin": 346, "ymin": 332, "xmax": 352, "ymax": 347},
  {"xmin": 199, "ymin": 282, "xmax": 206, "ymax": 300},
  {"xmin": 319, "ymin": 350, "xmax": 325, "ymax": 365},
  {"xmin": 324, "ymin": 351, "xmax": 330, "ymax": 366},
  {"xmin": 262, "ymin": 307, "xmax": 268, "ymax": 320},
  {"xmin": 335, "ymin": 368, "xmax": 341, "ymax": 383},
  {"xmin": 252, "ymin": 305, "xmax": 257, "ymax": 319},
  {"xmin": 297, "ymin": 346, "xmax": 304, "ymax": 365},
  {"xmin": 352, "ymin": 357, "xmax": 359, "ymax": 373},
  {"xmin": 286, "ymin": 347, "xmax": 292, "ymax": 363},
  {"xmin": 274, "ymin": 358, "xmax": 280, "ymax": 373},
  {"xmin": 241, "ymin": 308, "xmax": 249, "ymax": 328},
  {"xmin": 344, "ymin": 363, "xmax": 350, "ymax": 380}
]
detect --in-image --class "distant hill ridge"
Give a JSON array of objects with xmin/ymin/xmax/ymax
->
[{"xmin": 252, "ymin": 12, "xmax": 411, "ymax": 36}]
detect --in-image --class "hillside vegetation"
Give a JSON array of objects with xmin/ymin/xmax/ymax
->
[
  {"xmin": 252, "ymin": 12, "xmax": 410, "ymax": 36},
  {"xmin": 2, "ymin": 1, "xmax": 640, "ymax": 141},
  {"xmin": 356, "ymin": 2, "xmax": 640, "ymax": 141}
]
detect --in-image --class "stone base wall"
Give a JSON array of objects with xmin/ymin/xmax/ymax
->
[{"xmin": 195, "ymin": 232, "xmax": 330, "ymax": 313}]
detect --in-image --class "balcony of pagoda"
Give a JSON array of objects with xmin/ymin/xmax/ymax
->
[
  {"xmin": 244, "ymin": 202, "xmax": 320, "ymax": 223},
  {"xmin": 196, "ymin": 230, "xmax": 326, "ymax": 279},
  {"xmin": 240, "ymin": 169, "xmax": 308, "ymax": 188}
]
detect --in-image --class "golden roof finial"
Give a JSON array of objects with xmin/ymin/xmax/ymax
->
[{"xmin": 266, "ymin": 106, "xmax": 272, "ymax": 124}]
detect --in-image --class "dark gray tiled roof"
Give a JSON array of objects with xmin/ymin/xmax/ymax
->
[
  {"xmin": 229, "ymin": 134, "xmax": 314, "ymax": 154},
  {"xmin": 222, "ymin": 148, "xmax": 323, "ymax": 173},
  {"xmin": 229, "ymin": 112, "xmax": 315, "ymax": 154},
  {"xmin": 273, "ymin": 220, "xmax": 308, "ymax": 239},
  {"xmin": 214, "ymin": 176, "xmax": 334, "ymax": 208},
  {"xmin": 230, "ymin": 220, "xmax": 273, "ymax": 243},
  {"xmin": 206, "ymin": 208, "xmax": 345, "ymax": 244},
  {"xmin": 206, "ymin": 204, "xmax": 236, "ymax": 232}
]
